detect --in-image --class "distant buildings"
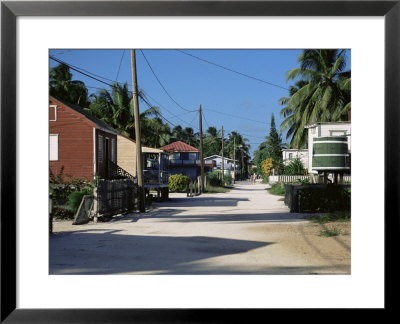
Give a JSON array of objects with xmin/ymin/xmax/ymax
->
[{"xmin": 160, "ymin": 141, "xmax": 214, "ymax": 181}]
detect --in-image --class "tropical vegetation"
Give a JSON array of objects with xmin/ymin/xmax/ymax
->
[{"xmin": 280, "ymin": 49, "xmax": 351, "ymax": 149}]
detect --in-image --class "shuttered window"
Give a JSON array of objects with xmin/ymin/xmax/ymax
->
[
  {"xmin": 98, "ymin": 135, "xmax": 103, "ymax": 163},
  {"xmin": 49, "ymin": 134, "xmax": 58, "ymax": 161},
  {"xmin": 111, "ymin": 138, "xmax": 116, "ymax": 162}
]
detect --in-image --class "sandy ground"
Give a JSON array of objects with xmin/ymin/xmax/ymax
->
[{"xmin": 50, "ymin": 180, "xmax": 350, "ymax": 275}]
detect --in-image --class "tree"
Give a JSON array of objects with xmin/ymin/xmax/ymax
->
[
  {"xmin": 253, "ymin": 114, "xmax": 285, "ymax": 175},
  {"xmin": 203, "ymin": 126, "xmax": 221, "ymax": 157},
  {"xmin": 49, "ymin": 63, "xmax": 90, "ymax": 107},
  {"xmin": 225, "ymin": 131, "xmax": 251, "ymax": 180},
  {"xmin": 280, "ymin": 49, "xmax": 351, "ymax": 149},
  {"xmin": 86, "ymin": 82, "xmax": 163, "ymax": 145},
  {"xmin": 171, "ymin": 125, "xmax": 199, "ymax": 147}
]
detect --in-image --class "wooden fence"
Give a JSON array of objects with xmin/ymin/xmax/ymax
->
[{"xmin": 96, "ymin": 178, "xmax": 138, "ymax": 217}]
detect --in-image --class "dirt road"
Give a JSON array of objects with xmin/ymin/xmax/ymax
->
[{"xmin": 50, "ymin": 180, "xmax": 350, "ymax": 275}]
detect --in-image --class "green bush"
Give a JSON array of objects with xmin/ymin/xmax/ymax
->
[
  {"xmin": 206, "ymin": 171, "xmax": 232, "ymax": 187},
  {"xmin": 68, "ymin": 189, "xmax": 92, "ymax": 214},
  {"xmin": 268, "ymin": 183, "xmax": 285, "ymax": 196},
  {"xmin": 168, "ymin": 174, "xmax": 191, "ymax": 192},
  {"xmin": 262, "ymin": 176, "xmax": 269, "ymax": 184},
  {"xmin": 284, "ymin": 157, "xmax": 305, "ymax": 175}
]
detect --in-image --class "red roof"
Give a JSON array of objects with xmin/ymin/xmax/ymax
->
[{"xmin": 160, "ymin": 141, "xmax": 198, "ymax": 152}]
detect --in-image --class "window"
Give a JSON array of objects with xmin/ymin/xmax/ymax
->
[
  {"xmin": 98, "ymin": 135, "xmax": 103, "ymax": 163},
  {"xmin": 111, "ymin": 138, "xmax": 116, "ymax": 163},
  {"xmin": 180, "ymin": 152, "xmax": 189, "ymax": 160},
  {"xmin": 289, "ymin": 153, "xmax": 293, "ymax": 160},
  {"xmin": 49, "ymin": 134, "xmax": 58, "ymax": 161},
  {"xmin": 49, "ymin": 105, "xmax": 57, "ymax": 121},
  {"xmin": 330, "ymin": 130, "xmax": 347, "ymax": 136},
  {"xmin": 188, "ymin": 152, "xmax": 197, "ymax": 160}
]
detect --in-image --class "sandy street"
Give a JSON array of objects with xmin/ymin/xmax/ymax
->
[{"xmin": 50, "ymin": 180, "xmax": 350, "ymax": 275}]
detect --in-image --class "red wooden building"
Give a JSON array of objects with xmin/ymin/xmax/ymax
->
[{"xmin": 49, "ymin": 96, "xmax": 119, "ymax": 181}]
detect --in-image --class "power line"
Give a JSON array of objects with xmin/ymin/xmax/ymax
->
[
  {"xmin": 115, "ymin": 49, "xmax": 125, "ymax": 82},
  {"xmin": 139, "ymin": 50, "xmax": 197, "ymax": 113},
  {"xmin": 203, "ymin": 107, "xmax": 270, "ymax": 125},
  {"xmin": 202, "ymin": 111, "xmax": 211, "ymax": 129},
  {"xmin": 140, "ymin": 89, "xmax": 197, "ymax": 127},
  {"xmin": 50, "ymin": 56, "xmax": 116, "ymax": 89},
  {"xmin": 50, "ymin": 55, "xmax": 121, "ymax": 87},
  {"xmin": 176, "ymin": 50, "xmax": 289, "ymax": 91},
  {"xmin": 50, "ymin": 56, "xmax": 196, "ymax": 129}
]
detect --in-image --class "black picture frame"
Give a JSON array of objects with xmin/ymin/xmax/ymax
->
[{"xmin": 1, "ymin": 0, "xmax": 398, "ymax": 322}]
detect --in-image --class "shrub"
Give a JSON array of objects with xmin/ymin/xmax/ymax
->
[
  {"xmin": 52, "ymin": 207, "xmax": 75, "ymax": 220},
  {"xmin": 284, "ymin": 157, "xmax": 305, "ymax": 175},
  {"xmin": 206, "ymin": 171, "xmax": 232, "ymax": 187},
  {"xmin": 268, "ymin": 183, "xmax": 285, "ymax": 196},
  {"xmin": 261, "ymin": 158, "xmax": 274, "ymax": 176},
  {"xmin": 68, "ymin": 189, "xmax": 92, "ymax": 214},
  {"xmin": 207, "ymin": 171, "xmax": 222, "ymax": 187},
  {"xmin": 168, "ymin": 174, "xmax": 191, "ymax": 192},
  {"xmin": 262, "ymin": 176, "xmax": 269, "ymax": 184}
]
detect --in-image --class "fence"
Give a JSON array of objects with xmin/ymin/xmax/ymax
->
[
  {"xmin": 96, "ymin": 178, "xmax": 138, "ymax": 217},
  {"xmin": 269, "ymin": 174, "xmax": 351, "ymax": 184}
]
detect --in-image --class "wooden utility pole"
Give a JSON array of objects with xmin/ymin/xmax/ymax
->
[
  {"xmin": 130, "ymin": 49, "xmax": 145, "ymax": 212},
  {"xmin": 221, "ymin": 126, "xmax": 224, "ymax": 185},
  {"xmin": 199, "ymin": 104, "xmax": 205, "ymax": 193},
  {"xmin": 233, "ymin": 136, "xmax": 236, "ymax": 184}
]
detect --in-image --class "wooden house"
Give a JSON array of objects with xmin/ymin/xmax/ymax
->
[
  {"xmin": 117, "ymin": 134, "xmax": 170, "ymax": 199},
  {"xmin": 49, "ymin": 96, "xmax": 120, "ymax": 181},
  {"xmin": 160, "ymin": 141, "xmax": 215, "ymax": 181}
]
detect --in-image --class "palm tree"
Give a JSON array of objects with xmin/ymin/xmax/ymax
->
[
  {"xmin": 280, "ymin": 49, "xmax": 351, "ymax": 148},
  {"xmin": 203, "ymin": 126, "xmax": 221, "ymax": 157},
  {"xmin": 225, "ymin": 131, "xmax": 250, "ymax": 179},
  {"xmin": 86, "ymin": 82, "xmax": 160, "ymax": 141},
  {"xmin": 49, "ymin": 63, "xmax": 90, "ymax": 107},
  {"xmin": 141, "ymin": 117, "xmax": 171, "ymax": 147}
]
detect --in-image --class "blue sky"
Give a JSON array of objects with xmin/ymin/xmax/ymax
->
[{"xmin": 49, "ymin": 49, "xmax": 350, "ymax": 157}]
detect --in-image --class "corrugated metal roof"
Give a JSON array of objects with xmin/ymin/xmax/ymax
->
[{"xmin": 160, "ymin": 141, "xmax": 198, "ymax": 152}]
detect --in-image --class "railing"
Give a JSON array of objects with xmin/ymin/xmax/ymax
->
[
  {"xmin": 169, "ymin": 159, "xmax": 215, "ymax": 167},
  {"xmin": 107, "ymin": 160, "xmax": 136, "ymax": 181},
  {"xmin": 143, "ymin": 170, "xmax": 171, "ymax": 185},
  {"xmin": 269, "ymin": 174, "xmax": 351, "ymax": 184}
]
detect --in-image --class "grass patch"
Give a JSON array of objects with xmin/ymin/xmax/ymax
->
[
  {"xmin": 319, "ymin": 227, "xmax": 341, "ymax": 237},
  {"xmin": 205, "ymin": 185, "xmax": 232, "ymax": 193},
  {"xmin": 308, "ymin": 211, "xmax": 351, "ymax": 224},
  {"xmin": 267, "ymin": 183, "xmax": 285, "ymax": 196}
]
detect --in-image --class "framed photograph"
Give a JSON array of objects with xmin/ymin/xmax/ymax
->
[{"xmin": 1, "ymin": 0, "xmax": 398, "ymax": 322}]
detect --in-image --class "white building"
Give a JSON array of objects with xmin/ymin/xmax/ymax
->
[
  {"xmin": 204, "ymin": 155, "xmax": 238, "ymax": 176},
  {"xmin": 282, "ymin": 149, "xmax": 309, "ymax": 169},
  {"xmin": 305, "ymin": 121, "xmax": 351, "ymax": 174}
]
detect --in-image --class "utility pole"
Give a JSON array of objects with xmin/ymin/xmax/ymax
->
[
  {"xmin": 131, "ymin": 49, "xmax": 145, "ymax": 212},
  {"xmin": 199, "ymin": 104, "xmax": 205, "ymax": 193},
  {"xmin": 221, "ymin": 126, "xmax": 224, "ymax": 186},
  {"xmin": 233, "ymin": 136, "xmax": 236, "ymax": 184}
]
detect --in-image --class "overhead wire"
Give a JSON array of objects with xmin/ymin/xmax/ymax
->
[
  {"xmin": 50, "ymin": 55, "xmax": 198, "ymax": 130},
  {"xmin": 115, "ymin": 49, "xmax": 125, "ymax": 82},
  {"xmin": 139, "ymin": 50, "xmax": 197, "ymax": 113},
  {"xmin": 176, "ymin": 49, "xmax": 289, "ymax": 91}
]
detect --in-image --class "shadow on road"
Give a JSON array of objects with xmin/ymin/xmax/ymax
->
[
  {"xmin": 50, "ymin": 229, "xmax": 273, "ymax": 275},
  {"xmin": 156, "ymin": 196, "xmax": 249, "ymax": 207},
  {"xmin": 142, "ymin": 209, "xmax": 307, "ymax": 224}
]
